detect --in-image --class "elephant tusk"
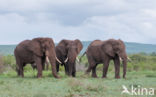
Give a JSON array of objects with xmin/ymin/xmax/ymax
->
[
  {"xmin": 120, "ymin": 57, "xmax": 131, "ymax": 62},
  {"xmin": 119, "ymin": 57, "xmax": 123, "ymax": 62},
  {"xmin": 64, "ymin": 57, "xmax": 68, "ymax": 63},
  {"xmin": 76, "ymin": 57, "xmax": 80, "ymax": 62},
  {"xmin": 127, "ymin": 57, "xmax": 131, "ymax": 62},
  {"xmin": 55, "ymin": 56, "xmax": 62, "ymax": 64}
]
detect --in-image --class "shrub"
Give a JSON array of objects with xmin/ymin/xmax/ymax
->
[
  {"xmin": 80, "ymin": 53, "xmax": 156, "ymax": 72},
  {"xmin": 2, "ymin": 55, "xmax": 16, "ymax": 69},
  {"xmin": 0, "ymin": 55, "xmax": 16, "ymax": 74},
  {"xmin": 0, "ymin": 55, "xmax": 4, "ymax": 73},
  {"xmin": 1, "ymin": 53, "xmax": 156, "ymax": 73}
]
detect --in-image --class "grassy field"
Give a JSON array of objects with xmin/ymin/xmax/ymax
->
[
  {"xmin": 0, "ymin": 70, "xmax": 155, "ymax": 97},
  {"xmin": 0, "ymin": 54, "xmax": 156, "ymax": 97}
]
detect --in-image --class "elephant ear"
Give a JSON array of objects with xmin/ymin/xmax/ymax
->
[
  {"xmin": 74, "ymin": 39, "xmax": 83, "ymax": 54},
  {"xmin": 101, "ymin": 42, "xmax": 115, "ymax": 57},
  {"xmin": 26, "ymin": 38, "xmax": 43, "ymax": 57},
  {"xmin": 58, "ymin": 39, "xmax": 71, "ymax": 47}
]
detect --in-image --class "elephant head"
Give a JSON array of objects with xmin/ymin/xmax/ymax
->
[
  {"xmin": 102, "ymin": 39, "xmax": 127, "ymax": 78},
  {"xmin": 27, "ymin": 38, "xmax": 59, "ymax": 78},
  {"xmin": 66, "ymin": 39, "xmax": 83, "ymax": 60},
  {"xmin": 61, "ymin": 39, "xmax": 83, "ymax": 76}
]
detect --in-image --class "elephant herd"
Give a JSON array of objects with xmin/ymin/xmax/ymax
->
[{"xmin": 14, "ymin": 37, "xmax": 128, "ymax": 79}]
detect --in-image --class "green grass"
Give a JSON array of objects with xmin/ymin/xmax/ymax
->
[
  {"xmin": 0, "ymin": 54, "xmax": 156, "ymax": 97},
  {"xmin": 0, "ymin": 70, "xmax": 155, "ymax": 97}
]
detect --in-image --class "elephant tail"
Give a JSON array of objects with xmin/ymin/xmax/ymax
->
[
  {"xmin": 14, "ymin": 50, "xmax": 20, "ymax": 76},
  {"xmin": 79, "ymin": 51, "xmax": 86, "ymax": 62}
]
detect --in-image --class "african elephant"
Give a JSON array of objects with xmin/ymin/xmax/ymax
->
[
  {"xmin": 31, "ymin": 60, "xmax": 49, "ymax": 70},
  {"xmin": 55, "ymin": 39, "xmax": 83, "ymax": 77},
  {"xmin": 14, "ymin": 37, "xmax": 60, "ymax": 78},
  {"xmin": 81, "ymin": 39, "xmax": 127, "ymax": 79}
]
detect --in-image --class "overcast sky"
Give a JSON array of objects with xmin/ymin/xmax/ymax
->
[{"xmin": 0, "ymin": 0, "xmax": 156, "ymax": 44}]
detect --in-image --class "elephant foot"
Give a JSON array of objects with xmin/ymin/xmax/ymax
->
[
  {"xmin": 72, "ymin": 72, "xmax": 76, "ymax": 77},
  {"xmin": 115, "ymin": 76, "xmax": 120, "ymax": 79},
  {"xmin": 37, "ymin": 76, "xmax": 42, "ymax": 78},
  {"xmin": 37, "ymin": 74, "xmax": 42, "ymax": 78},
  {"xmin": 53, "ymin": 73, "xmax": 60, "ymax": 78},
  {"xmin": 55, "ymin": 75, "xmax": 60, "ymax": 79},
  {"xmin": 92, "ymin": 74, "xmax": 98, "ymax": 78},
  {"xmin": 102, "ymin": 76, "xmax": 107, "ymax": 78},
  {"xmin": 123, "ymin": 75, "xmax": 126, "ymax": 79},
  {"xmin": 72, "ymin": 74, "xmax": 76, "ymax": 77}
]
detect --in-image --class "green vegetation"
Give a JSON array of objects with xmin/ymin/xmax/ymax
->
[
  {"xmin": 0, "ymin": 54, "xmax": 156, "ymax": 97},
  {"xmin": 80, "ymin": 53, "xmax": 156, "ymax": 72},
  {"xmin": 0, "ymin": 71, "xmax": 155, "ymax": 97}
]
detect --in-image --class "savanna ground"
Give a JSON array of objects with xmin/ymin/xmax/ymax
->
[{"xmin": 0, "ymin": 53, "xmax": 156, "ymax": 97}]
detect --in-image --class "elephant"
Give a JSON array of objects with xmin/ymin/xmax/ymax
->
[
  {"xmin": 31, "ymin": 60, "xmax": 49, "ymax": 70},
  {"xmin": 81, "ymin": 39, "xmax": 127, "ymax": 79},
  {"xmin": 55, "ymin": 39, "xmax": 83, "ymax": 77},
  {"xmin": 14, "ymin": 37, "xmax": 60, "ymax": 78}
]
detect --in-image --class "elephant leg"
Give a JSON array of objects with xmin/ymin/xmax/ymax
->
[
  {"xmin": 92, "ymin": 64, "xmax": 97, "ymax": 78},
  {"xmin": 72, "ymin": 64, "xmax": 76, "ymax": 77},
  {"xmin": 56, "ymin": 62, "xmax": 59, "ymax": 72},
  {"xmin": 86, "ymin": 65, "xmax": 92, "ymax": 74},
  {"xmin": 68, "ymin": 64, "xmax": 73, "ymax": 77},
  {"xmin": 41, "ymin": 59, "xmax": 45, "ymax": 70},
  {"xmin": 35, "ymin": 57, "xmax": 43, "ymax": 78},
  {"xmin": 113, "ymin": 56, "xmax": 120, "ymax": 79},
  {"xmin": 17, "ymin": 61, "xmax": 24, "ymax": 77},
  {"xmin": 86, "ymin": 57, "xmax": 95, "ymax": 74},
  {"xmin": 42, "ymin": 63, "xmax": 45, "ymax": 70},
  {"xmin": 102, "ymin": 59, "xmax": 110, "ymax": 78},
  {"xmin": 16, "ymin": 59, "xmax": 21, "ymax": 76},
  {"xmin": 17, "ymin": 69, "xmax": 20, "ymax": 76},
  {"xmin": 86, "ymin": 64, "xmax": 95, "ymax": 75},
  {"xmin": 64, "ymin": 64, "xmax": 69, "ymax": 75},
  {"xmin": 19, "ymin": 65, "xmax": 24, "ymax": 77}
]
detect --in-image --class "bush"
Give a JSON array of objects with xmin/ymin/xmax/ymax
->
[
  {"xmin": 2, "ymin": 55, "xmax": 16, "ymax": 69},
  {"xmin": 0, "ymin": 55, "xmax": 4, "ymax": 73},
  {"xmin": 128, "ymin": 54, "xmax": 156, "ymax": 71},
  {"xmin": 80, "ymin": 53, "xmax": 156, "ymax": 72},
  {"xmin": 0, "ymin": 55, "xmax": 16, "ymax": 74},
  {"xmin": 0, "ymin": 53, "xmax": 156, "ymax": 73}
]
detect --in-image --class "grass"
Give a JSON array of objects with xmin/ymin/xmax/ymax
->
[
  {"xmin": 0, "ymin": 54, "xmax": 156, "ymax": 97},
  {"xmin": 0, "ymin": 70, "xmax": 155, "ymax": 97}
]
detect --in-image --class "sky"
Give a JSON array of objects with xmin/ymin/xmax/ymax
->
[{"xmin": 0, "ymin": 0, "xmax": 156, "ymax": 44}]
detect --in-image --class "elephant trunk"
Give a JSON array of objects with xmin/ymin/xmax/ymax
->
[
  {"xmin": 67, "ymin": 53, "xmax": 77, "ymax": 76},
  {"xmin": 118, "ymin": 52, "xmax": 127, "ymax": 78},
  {"xmin": 122, "ymin": 58, "xmax": 127, "ymax": 78},
  {"xmin": 120, "ymin": 53, "xmax": 127, "ymax": 78},
  {"xmin": 47, "ymin": 55, "xmax": 59, "ymax": 78}
]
